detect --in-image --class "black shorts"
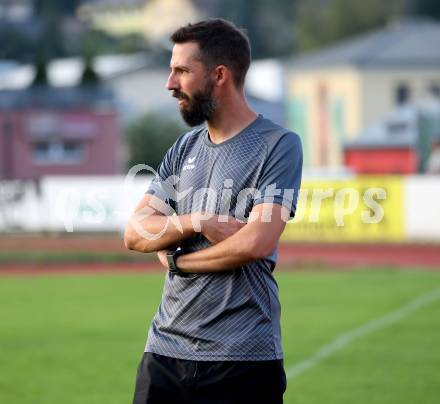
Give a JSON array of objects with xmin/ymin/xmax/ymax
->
[{"xmin": 132, "ymin": 352, "xmax": 286, "ymax": 404}]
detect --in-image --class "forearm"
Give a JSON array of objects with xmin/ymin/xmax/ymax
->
[
  {"xmin": 176, "ymin": 225, "xmax": 272, "ymax": 273},
  {"xmin": 176, "ymin": 204, "xmax": 287, "ymax": 273},
  {"xmin": 125, "ymin": 214, "xmax": 196, "ymax": 253}
]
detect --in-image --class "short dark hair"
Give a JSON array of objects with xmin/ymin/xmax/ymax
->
[{"xmin": 170, "ymin": 18, "xmax": 251, "ymax": 88}]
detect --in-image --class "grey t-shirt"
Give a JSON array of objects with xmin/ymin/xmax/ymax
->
[{"xmin": 144, "ymin": 115, "xmax": 303, "ymax": 361}]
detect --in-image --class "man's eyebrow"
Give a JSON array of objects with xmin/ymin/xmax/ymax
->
[{"xmin": 170, "ymin": 64, "xmax": 190, "ymax": 72}]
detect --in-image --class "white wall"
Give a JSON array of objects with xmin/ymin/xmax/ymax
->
[
  {"xmin": 1, "ymin": 175, "xmax": 440, "ymax": 241},
  {"xmin": 0, "ymin": 175, "xmax": 152, "ymax": 233},
  {"xmin": 405, "ymin": 176, "xmax": 440, "ymax": 240}
]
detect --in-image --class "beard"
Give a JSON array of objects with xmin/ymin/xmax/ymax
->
[{"xmin": 173, "ymin": 81, "xmax": 216, "ymax": 127}]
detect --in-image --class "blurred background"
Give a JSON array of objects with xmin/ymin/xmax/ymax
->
[{"xmin": 1, "ymin": 1, "xmax": 440, "ymax": 404}]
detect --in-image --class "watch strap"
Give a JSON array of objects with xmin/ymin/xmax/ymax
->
[{"xmin": 167, "ymin": 248, "xmax": 185, "ymax": 275}]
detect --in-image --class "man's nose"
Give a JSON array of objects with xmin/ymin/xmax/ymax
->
[{"xmin": 166, "ymin": 73, "xmax": 178, "ymax": 91}]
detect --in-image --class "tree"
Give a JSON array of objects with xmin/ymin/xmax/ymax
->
[
  {"xmin": 126, "ymin": 114, "xmax": 184, "ymax": 170},
  {"xmin": 217, "ymin": 0, "xmax": 297, "ymax": 58},
  {"xmin": 35, "ymin": 3, "xmax": 67, "ymax": 60},
  {"xmin": 31, "ymin": 55, "xmax": 49, "ymax": 87},
  {"xmin": 80, "ymin": 55, "xmax": 100, "ymax": 86},
  {"xmin": 411, "ymin": 0, "xmax": 440, "ymax": 19},
  {"xmin": 294, "ymin": 0, "xmax": 405, "ymax": 52},
  {"xmin": 0, "ymin": 29, "xmax": 37, "ymax": 62},
  {"xmin": 35, "ymin": 0, "xmax": 82, "ymax": 15}
]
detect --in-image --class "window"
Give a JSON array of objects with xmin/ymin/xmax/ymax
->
[
  {"xmin": 32, "ymin": 140, "xmax": 85, "ymax": 165},
  {"xmin": 395, "ymin": 84, "xmax": 411, "ymax": 105},
  {"xmin": 429, "ymin": 84, "xmax": 440, "ymax": 98},
  {"xmin": 63, "ymin": 141, "xmax": 84, "ymax": 160}
]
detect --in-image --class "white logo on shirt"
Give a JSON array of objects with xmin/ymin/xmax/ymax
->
[{"xmin": 183, "ymin": 156, "xmax": 196, "ymax": 171}]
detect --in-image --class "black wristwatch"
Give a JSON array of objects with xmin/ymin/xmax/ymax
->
[{"xmin": 166, "ymin": 248, "xmax": 186, "ymax": 275}]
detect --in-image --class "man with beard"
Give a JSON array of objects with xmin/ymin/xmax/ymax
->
[{"xmin": 125, "ymin": 19, "xmax": 302, "ymax": 404}]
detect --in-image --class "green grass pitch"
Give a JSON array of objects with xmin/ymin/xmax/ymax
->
[{"xmin": 1, "ymin": 269, "xmax": 439, "ymax": 404}]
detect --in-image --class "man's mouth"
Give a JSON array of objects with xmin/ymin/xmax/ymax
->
[{"xmin": 172, "ymin": 91, "xmax": 189, "ymax": 102}]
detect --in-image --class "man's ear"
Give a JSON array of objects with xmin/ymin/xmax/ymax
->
[{"xmin": 213, "ymin": 65, "xmax": 230, "ymax": 87}]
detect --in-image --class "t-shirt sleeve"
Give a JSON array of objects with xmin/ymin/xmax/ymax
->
[
  {"xmin": 253, "ymin": 132, "xmax": 303, "ymax": 218},
  {"xmin": 145, "ymin": 144, "xmax": 178, "ymax": 212}
]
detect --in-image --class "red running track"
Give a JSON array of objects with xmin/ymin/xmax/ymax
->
[
  {"xmin": 278, "ymin": 243, "xmax": 440, "ymax": 269},
  {"xmin": 1, "ymin": 242, "xmax": 439, "ymax": 276}
]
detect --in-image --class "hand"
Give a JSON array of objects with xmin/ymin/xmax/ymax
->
[
  {"xmin": 201, "ymin": 215, "xmax": 246, "ymax": 244},
  {"xmin": 157, "ymin": 250, "xmax": 169, "ymax": 269}
]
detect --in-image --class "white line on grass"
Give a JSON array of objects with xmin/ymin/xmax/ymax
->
[{"xmin": 286, "ymin": 288, "xmax": 440, "ymax": 380}]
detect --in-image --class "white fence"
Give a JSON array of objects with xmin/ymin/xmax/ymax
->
[
  {"xmin": 404, "ymin": 176, "xmax": 440, "ymax": 240},
  {"xmin": 0, "ymin": 175, "xmax": 439, "ymax": 241},
  {"xmin": 0, "ymin": 175, "xmax": 151, "ymax": 233}
]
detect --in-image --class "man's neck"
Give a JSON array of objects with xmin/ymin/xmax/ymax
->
[{"xmin": 206, "ymin": 94, "xmax": 258, "ymax": 145}]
